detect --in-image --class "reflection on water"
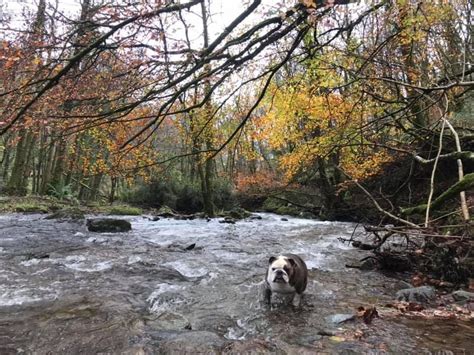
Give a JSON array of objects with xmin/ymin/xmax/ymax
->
[{"xmin": 0, "ymin": 212, "xmax": 472, "ymax": 353}]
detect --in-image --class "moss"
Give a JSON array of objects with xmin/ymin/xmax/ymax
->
[
  {"xmin": 15, "ymin": 203, "xmax": 49, "ymax": 213},
  {"xmin": 402, "ymin": 173, "xmax": 474, "ymax": 216},
  {"xmin": 107, "ymin": 205, "xmax": 143, "ymax": 216},
  {"xmin": 45, "ymin": 207, "xmax": 85, "ymax": 220}
]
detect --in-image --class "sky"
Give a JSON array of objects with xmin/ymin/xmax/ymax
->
[{"xmin": 0, "ymin": 0, "xmax": 279, "ymax": 43}]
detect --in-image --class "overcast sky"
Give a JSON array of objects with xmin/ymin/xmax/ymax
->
[{"xmin": 1, "ymin": 0, "xmax": 280, "ymax": 43}]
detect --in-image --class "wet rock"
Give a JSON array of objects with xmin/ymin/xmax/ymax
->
[
  {"xmin": 346, "ymin": 257, "xmax": 379, "ymax": 270},
  {"xmin": 325, "ymin": 313, "xmax": 355, "ymax": 325},
  {"xmin": 165, "ymin": 243, "xmax": 202, "ymax": 253},
  {"xmin": 155, "ymin": 205, "xmax": 176, "ymax": 218},
  {"xmin": 86, "ymin": 218, "xmax": 131, "ymax": 233},
  {"xmin": 220, "ymin": 217, "xmax": 236, "ymax": 224},
  {"xmin": 317, "ymin": 329, "xmax": 338, "ymax": 336},
  {"xmin": 451, "ymin": 290, "xmax": 474, "ymax": 302},
  {"xmin": 45, "ymin": 208, "xmax": 85, "ymax": 221},
  {"xmin": 149, "ymin": 330, "xmax": 227, "ymax": 353},
  {"xmin": 396, "ymin": 286, "xmax": 436, "ymax": 304},
  {"xmin": 223, "ymin": 339, "xmax": 277, "ymax": 354},
  {"xmin": 124, "ymin": 265, "xmax": 188, "ymax": 281},
  {"xmin": 227, "ymin": 207, "xmax": 252, "ymax": 220},
  {"xmin": 249, "ymin": 214, "xmax": 263, "ymax": 220},
  {"xmin": 146, "ymin": 311, "xmax": 191, "ymax": 331},
  {"xmin": 393, "ymin": 280, "xmax": 413, "ymax": 291},
  {"xmin": 281, "ymin": 218, "xmax": 288, "ymax": 221}
]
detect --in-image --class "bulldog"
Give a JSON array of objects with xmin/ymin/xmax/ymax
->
[{"xmin": 265, "ymin": 254, "xmax": 308, "ymax": 307}]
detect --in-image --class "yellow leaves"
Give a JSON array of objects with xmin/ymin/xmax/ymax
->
[{"xmin": 341, "ymin": 150, "xmax": 393, "ymax": 181}]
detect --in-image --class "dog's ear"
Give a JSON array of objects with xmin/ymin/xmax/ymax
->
[
  {"xmin": 288, "ymin": 258, "xmax": 297, "ymax": 267},
  {"xmin": 269, "ymin": 256, "xmax": 277, "ymax": 264}
]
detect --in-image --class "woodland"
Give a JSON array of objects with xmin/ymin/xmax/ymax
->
[{"xmin": 0, "ymin": 0, "xmax": 473, "ymax": 282}]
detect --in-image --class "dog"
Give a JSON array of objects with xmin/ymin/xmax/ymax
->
[{"xmin": 264, "ymin": 254, "xmax": 308, "ymax": 307}]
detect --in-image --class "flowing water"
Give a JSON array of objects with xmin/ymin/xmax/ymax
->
[{"xmin": 0, "ymin": 213, "xmax": 472, "ymax": 354}]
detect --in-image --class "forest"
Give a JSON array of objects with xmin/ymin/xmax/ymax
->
[
  {"xmin": 0, "ymin": 0, "xmax": 473, "ymax": 277},
  {"xmin": 0, "ymin": 0, "xmax": 473, "ymax": 352}
]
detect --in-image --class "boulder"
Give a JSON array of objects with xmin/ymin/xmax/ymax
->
[
  {"xmin": 228, "ymin": 207, "xmax": 251, "ymax": 220},
  {"xmin": 451, "ymin": 290, "xmax": 474, "ymax": 302},
  {"xmin": 155, "ymin": 205, "xmax": 177, "ymax": 218},
  {"xmin": 86, "ymin": 218, "xmax": 131, "ymax": 233},
  {"xmin": 396, "ymin": 286, "xmax": 435, "ymax": 303}
]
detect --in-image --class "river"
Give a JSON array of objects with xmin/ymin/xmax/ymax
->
[{"xmin": 0, "ymin": 213, "xmax": 472, "ymax": 353}]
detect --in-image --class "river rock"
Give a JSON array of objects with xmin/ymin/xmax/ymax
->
[
  {"xmin": 146, "ymin": 311, "xmax": 191, "ymax": 331},
  {"xmin": 228, "ymin": 207, "xmax": 252, "ymax": 220},
  {"xmin": 451, "ymin": 290, "xmax": 474, "ymax": 302},
  {"xmin": 396, "ymin": 286, "xmax": 436, "ymax": 303},
  {"xmin": 325, "ymin": 313, "xmax": 355, "ymax": 325},
  {"xmin": 86, "ymin": 218, "xmax": 131, "ymax": 232},
  {"xmin": 149, "ymin": 330, "xmax": 227, "ymax": 353},
  {"xmin": 155, "ymin": 205, "xmax": 176, "ymax": 218},
  {"xmin": 219, "ymin": 217, "xmax": 236, "ymax": 224},
  {"xmin": 223, "ymin": 339, "xmax": 277, "ymax": 354}
]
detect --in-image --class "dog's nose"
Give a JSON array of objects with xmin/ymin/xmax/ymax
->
[{"xmin": 276, "ymin": 270, "xmax": 284, "ymax": 276}]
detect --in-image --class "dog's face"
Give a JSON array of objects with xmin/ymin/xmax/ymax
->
[{"xmin": 267, "ymin": 255, "xmax": 297, "ymax": 285}]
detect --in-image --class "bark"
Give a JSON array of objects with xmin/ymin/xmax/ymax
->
[
  {"xmin": 7, "ymin": 130, "xmax": 31, "ymax": 195},
  {"xmin": 49, "ymin": 139, "xmax": 67, "ymax": 193},
  {"xmin": 198, "ymin": 0, "xmax": 215, "ymax": 217}
]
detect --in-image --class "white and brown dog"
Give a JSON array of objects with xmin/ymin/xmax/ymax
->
[{"xmin": 265, "ymin": 254, "xmax": 308, "ymax": 307}]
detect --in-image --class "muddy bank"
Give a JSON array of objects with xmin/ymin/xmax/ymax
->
[{"xmin": 0, "ymin": 213, "xmax": 472, "ymax": 353}]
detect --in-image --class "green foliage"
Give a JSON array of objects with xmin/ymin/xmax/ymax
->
[
  {"xmin": 121, "ymin": 175, "xmax": 235, "ymax": 213},
  {"xmin": 47, "ymin": 183, "xmax": 75, "ymax": 202}
]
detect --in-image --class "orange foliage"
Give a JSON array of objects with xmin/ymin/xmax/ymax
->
[{"xmin": 234, "ymin": 170, "xmax": 287, "ymax": 195}]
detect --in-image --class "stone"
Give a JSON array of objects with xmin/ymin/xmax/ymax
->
[
  {"xmin": 149, "ymin": 330, "xmax": 226, "ymax": 353},
  {"xmin": 396, "ymin": 286, "xmax": 436, "ymax": 303},
  {"xmin": 146, "ymin": 311, "xmax": 191, "ymax": 331},
  {"xmin": 223, "ymin": 339, "xmax": 277, "ymax": 354},
  {"xmin": 324, "ymin": 313, "xmax": 355, "ymax": 325},
  {"xmin": 219, "ymin": 217, "xmax": 236, "ymax": 224},
  {"xmin": 86, "ymin": 218, "xmax": 131, "ymax": 233},
  {"xmin": 451, "ymin": 290, "xmax": 474, "ymax": 302},
  {"xmin": 155, "ymin": 205, "xmax": 176, "ymax": 218},
  {"xmin": 359, "ymin": 258, "xmax": 379, "ymax": 271},
  {"xmin": 228, "ymin": 207, "xmax": 251, "ymax": 220}
]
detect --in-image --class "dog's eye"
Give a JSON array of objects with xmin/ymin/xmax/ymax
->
[{"xmin": 271, "ymin": 268, "xmax": 276, "ymax": 271}]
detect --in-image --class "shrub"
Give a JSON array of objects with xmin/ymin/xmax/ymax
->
[{"xmin": 120, "ymin": 175, "xmax": 235, "ymax": 213}]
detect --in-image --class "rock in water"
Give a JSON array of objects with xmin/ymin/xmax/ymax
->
[
  {"xmin": 86, "ymin": 218, "xmax": 131, "ymax": 233},
  {"xmin": 395, "ymin": 286, "xmax": 435, "ymax": 304}
]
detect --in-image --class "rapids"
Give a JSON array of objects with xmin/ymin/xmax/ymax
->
[{"xmin": 0, "ymin": 213, "xmax": 472, "ymax": 353}]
